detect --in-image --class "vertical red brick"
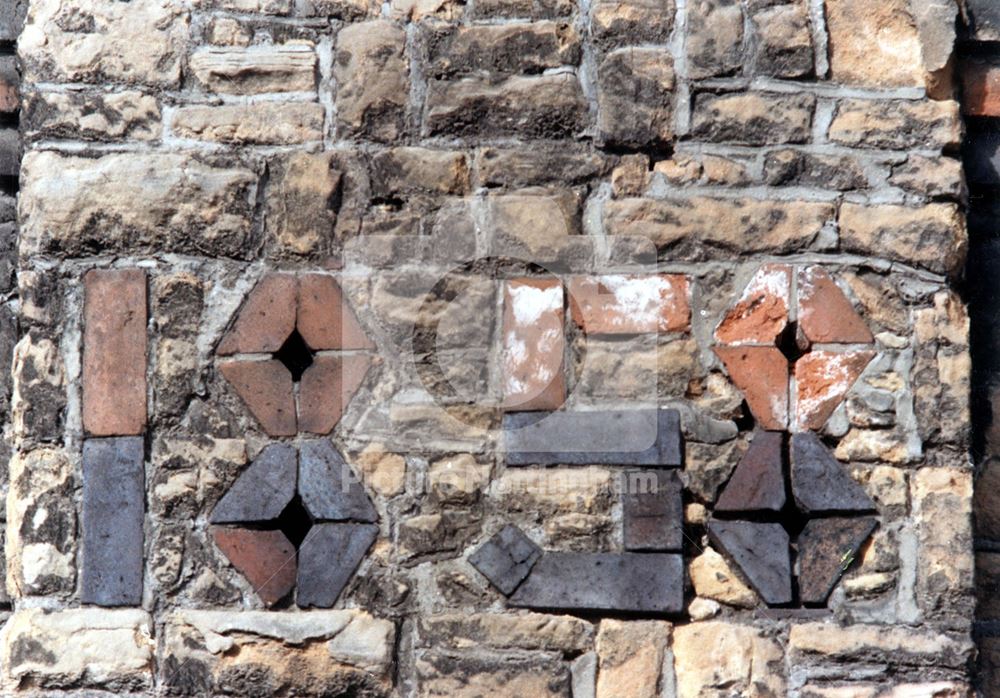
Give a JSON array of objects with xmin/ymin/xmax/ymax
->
[
  {"xmin": 501, "ymin": 278, "xmax": 566, "ymax": 411},
  {"xmin": 962, "ymin": 58, "xmax": 1000, "ymax": 116},
  {"xmin": 83, "ymin": 269, "xmax": 148, "ymax": 436}
]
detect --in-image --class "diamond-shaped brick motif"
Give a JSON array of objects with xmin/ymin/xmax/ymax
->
[
  {"xmin": 210, "ymin": 440, "xmax": 378, "ymax": 608},
  {"xmin": 217, "ymin": 273, "xmax": 375, "ymax": 436}
]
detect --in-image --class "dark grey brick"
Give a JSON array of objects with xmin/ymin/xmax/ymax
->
[
  {"xmin": 0, "ymin": 1, "xmax": 26, "ymax": 42},
  {"xmin": 508, "ymin": 552, "xmax": 684, "ymax": 613},
  {"xmin": 622, "ymin": 470, "xmax": 683, "ymax": 551},
  {"xmin": 790, "ymin": 432, "xmax": 874, "ymax": 514},
  {"xmin": 296, "ymin": 522, "xmax": 377, "ymax": 608},
  {"xmin": 963, "ymin": 122, "xmax": 1000, "ymax": 186},
  {"xmin": 0, "ymin": 130, "xmax": 17, "ymax": 178},
  {"xmin": 504, "ymin": 409, "xmax": 682, "ymax": 466},
  {"xmin": 967, "ymin": 0, "xmax": 1000, "ymax": 40},
  {"xmin": 708, "ymin": 519, "xmax": 791, "ymax": 606},
  {"xmin": 797, "ymin": 516, "xmax": 877, "ymax": 605},
  {"xmin": 715, "ymin": 430, "xmax": 785, "ymax": 513},
  {"xmin": 468, "ymin": 524, "xmax": 542, "ymax": 595},
  {"xmin": 298, "ymin": 439, "xmax": 377, "ymax": 522},
  {"xmin": 210, "ymin": 444, "xmax": 297, "ymax": 524},
  {"xmin": 81, "ymin": 437, "xmax": 145, "ymax": 606}
]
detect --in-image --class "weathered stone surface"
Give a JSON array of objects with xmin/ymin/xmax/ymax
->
[
  {"xmin": 399, "ymin": 510, "xmax": 482, "ymax": 562},
  {"xmin": 595, "ymin": 620, "xmax": 671, "ymax": 698},
  {"xmin": 791, "ymin": 432, "xmax": 874, "ymax": 514},
  {"xmin": 83, "ymin": 269, "xmax": 147, "ymax": 436},
  {"xmin": 417, "ymin": 612, "xmax": 593, "ymax": 652},
  {"xmin": 825, "ymin": 0, "xmax": 923, "ymax": 87},
  {"xmin": 708, "ymin": 520, "xmax": 791, "ymax": 605},
  {"xmin": 20, "ymin": 0, "xmax": 188, "ymax": 87},
  {"xmin": 839, "ymin": 202, "xmax": 966, "ymax": 277},
  {"xmin": 487, "ymin": 189, "xmax": 584, "ymax": 265},
  {"xmin": 798, "ymin": 516, "xmax": 877, "ymax": 605},
  {"xmin": 476, "ymin": 146, "xmax": 608, "ymax": 188},
  {"xmin": 968, "ymin": 0, "xmax": 1000, "ymax": 40},
  {"xmin": 11, "ymin": 333, "xmax": 64, "ymax": 444},
  {"xmin": 591, "ymin": 0, "xmax": 674, "ymax": 46},
  {"xmin": 298, "ymin": 439, "xmax": 377, "ymax": 522},
  {"xmin": 605, "ymin": 197, "xmax": 833, "ymax": 257},
  {"xmin": 751, "ymin": 1, "xmax": 813, "ymax": 78},
  {"xmin": 890, "ymin": 155, "xmax": 964, "ymax": 199},
  {"xmin": 355, "ymin": 444, "xmax": 407, "ymax": 497},
  {"xmin": 189, "ymin": 44, "xmax": 317, "ymax": 93},
  {"xmin": 501, "ymin": 278, "xmax": 565, "ymax": 411},
  {"xmin": 210, "ymin": 444, "xmax": 297, "ymax": 523},
  {"xmin": 568, "ymin": 274, "xmax": 689, "ymax": 335},
  {"xmin": 829, "ymin": 99, "xmax": 962, "ymax": 151},
  {"xmin": 509, "ymin": 552, "xmax": 684, "ymax": 613},
  {"xmin": 426, "ymin": 74, "xmax": 587, "ymax": 139},
  {"xmin": 81, "ymin": 437, "xmax": 145, "ymax": 607},
  {"xmin": 622, "ymin": 470, "xmax": 682, "ymax": 551},
  {"xmin": 219, "ymin": 360, "xmax": 296, "ymax": 436},
  {"xmin": 673, "ymin": 622, "xmax": 785, "ymax": 698},
  {"xmin": 297, "ymin": 522, "xmax": 378, "ymax": 607},
  {"xmin": 788, "ymin": 622, "xmax": 973, "ymax": 669},
  {"xmin": 504, "ymin": 409, "xmax": 682, "ymax": 466},
  {"xmin": 714, "ymin": 346, "xmax": 789, "ymax": 430},
  {"xmin": 371, "ymin": 147, "xmax": 470, "ymax": 198},
  {"xmin": 19, "ymin": 151, "xmax": 257, "ymax": 259},
  {"xmin": 763, "ymin": 149, "xmax": 867, "ymax": 190},
  {"xmin": 211, "ymin": 527, "xmax": 297, "ymax": 606},
  {"xmin": 687, "ymin": 0, "xmax": 744, "ymax": 78},
  {"xmin": 428, "ymin": 453, "xmax": 489, "ymax": 504},
  {"xmin": 172, "ymin": 102, "xmax": 324, "ymax": 144},
  {"xmin": 416, "ymin": 652, "xmax": 571, "ymax": 698},
  {"xmin": 334, "ymin": 20, "xmax": 408, "ymax": 142},
  {"xmin": 2, "ymin": 608, "xmax": 153, "ymax": 691},
  {"xmin": 597, "ymin": 47, "xmax": 674, "ymax": 148},
  {"xmin": 469, "ymin": 524, "xmax": 542, "ymax": 595},
  {"xmin": 689, "ymin": 546, "xmax": 757, "ymax": 607},
  {"xmin": 426, "ymin": 21, "xmax": 580, "ymax": 77},
  {"xmin": 266, "ymin": 152, "xmax": 341, "ymax": 256},
  {"xmin": 691, "ymin": 92, "xmax": 814, "ymax": 145},
  {"xmin": 716, "ymin": 430, "xmax": 785, "ymax": 512},
  {"xmin": 23, "ymin": 90, "xmax": 160, "ymax": 141}
]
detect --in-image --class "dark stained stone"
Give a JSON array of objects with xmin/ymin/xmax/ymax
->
[
  {"xmin": 298, "ymin": 439, "xmax": 377, "ymax": 523},
  {"xmin": 210, "ymin": 444, "xmax": 297, "ymax": 524},
  {"xmin": 81, "ymin": 437, "xmax": 145, "ymax": 606},
  {"xmin": 504, "ymin": 409, "xmax": 682, "ymax": 466},
  {"xmin": 790, "ymin": 432, "xmax": 874, "ymax": 514},
  {"xmin": 211, "ymin": 526, "xmax": 297, "ymax": 607},
  {"xmin": 468, "ymin": 524, "xmax": 542, "ymax": 595},
  {"xmin": 797, "ymin": 516, "xmax": 877, "ymax": 605},
  {"xmin": 296, "ymin": 522, "xmax": 378, "ymax": 608},
  {"xmin": 964, "ymin": 121, "xmax": 1000, "ymax": 185},
  {"xmin": 508, "ymin": 552, "xmax": 684, "ymax": 613},
  {"xmin": 708, "ymin": 519, "xmax": 792, "ymax": 606},
  {"xmin": 622, "ymin": 469, "xmax": 683, "ymax": 551},
  {"xmin": 715, "ymin": 430, "xmax": 786, "ymax": 513},
  {"xmin": 967, "ymin": 0, "xmax": 1000, "ymax": 40}
]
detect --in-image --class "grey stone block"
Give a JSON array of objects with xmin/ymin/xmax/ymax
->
[
  {"xmin": 622, "ymin": 470, "xmax": 683, "ymax": 551},
  {"xmin": 0, "ymin": 1, "xmax": 26, "ymax": 41},
  {"xmin": 210, "ymin": 443, "xmax": 297, "ymax": 524},
  {"xmin": 81, "ymin": 437, "xmax": 145, "ymax": 606},
  {"xmin": 504, "ymin": 409, "xmax": 682, "ymax": 466},
  {"xmin": 468, "ymin": 524, "xmax": 542, "ymax": 595},
  {"xmin": 967, "ymin": 0, "xmax": 1000, "ymax": 40},
  {"xmin": 708, "ymin": 519, "xmax": 791, "ymax": 606},
  {"xmin": 0, "ymin": 130, "xmax": 17, "ymax": 178},
  {"xmin": 790, "ymin": 432, "xmax": 874, "ymax": 514},
  {"xmin": 296, "ymin": 522, "xmax": 377, "ymax": 608},
  {"xmin": 298, "ymin": 439, "xmax": 377, "ymax": 522},
  {"xmin": 508, "ymin": 552, "xmax": 684, "ymax": 613}
]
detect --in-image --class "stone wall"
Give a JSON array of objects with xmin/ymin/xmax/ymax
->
[{"xmin": 4, "ymin": 0, "xmax": 978, "ymax": 696}]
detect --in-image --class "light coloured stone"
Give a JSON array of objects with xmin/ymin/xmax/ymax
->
[
  {"xmin": 19, "ymin": 151, "xmax": 257, "ymax": 259},
  {"xmin": 416, "ymin": 651, "xmax": 571, "ymax": 697},
  {"xmin": 355, "ymin": 443, "xmax": 407, "ymax": 497},
  {"xmin": 266, "ymin": 151, "xmax": 342, "ymax": 256},
  {"xmin": 2, "ymin": 608, "xmax": 152, "ymax": 691},
  {"xmin": 829, "ymin": 99, "xmax": 962, "ymax": 150},
  {"xmin": 691, "ymin": 92, "xmax": 814, "ymax": 145},
  {"xmin": 334, "ymin": 21, "xmax": 408, "ymax": 142},
  {"xmin": 488, "ymin": 190, "xmax": 582, "ymax": 263},
  {"xmin": 490, "ymin": 467, "xmax": 615, "ymax": 515},
  {"xmin": 20, "ymin": 0, "xmax": 188, "ymax": 87},
  {"xmin": 574, "ymin": 337, "xmax": 699, "ymax": 399},
  {"xmin": 23, "ymin": 90, "xmax": 160, "ymax": 141},
  {"xmin": 834, "ymin": 428, "xmax": 916, "ymax": 464},
  {"xmin": 825, "ymin": 0, "xmax": 924, "ymax": 87},
  {"xmin": 596, "ymin": 620, "xmax": 670, "ymax": 698},
  {"xmin": 674, "ymin": 622, "xmax": 785, "ymax": 698},
  {"xmin": 688, "ymin": 597, "xmax": 721, "ymax": 620},
  {"xmin": 391, "ymin": 0, "xmax": 462, "ymax": 20},
  {"xmin": 687, "ymin": 0, "xmax": 744, "ymax": 78},
  {"xmin": 195, "ymin": 0, "xmax": 293, "ymax": 11},
  {"xmin": 10, "ymin": 334, "xmax": 64, "ymax": 444},
  {"xmin": 591, "ymin": 0, "xmax": 675, "ymax": 46},
  {"xmin": 189, "ymin": 44, "xmax": 317, "ymax": 94},
  {"xmin": 689, "ymin": 546, "xmax": 757, "ymax": 608},
  {"xmin": 171, "ymin": 102, "xmax": 324, "ymax": 145},
  {"xmin": 788, "ymin": 622, "xmax": 973, "ymax": 669},
  {"xmin": 428, "ymin": 454, "xmax": 491, "ymax": 504},
  {"xmin": 418, "ymin": 612, "xmax": 593, "ymax": 652}
]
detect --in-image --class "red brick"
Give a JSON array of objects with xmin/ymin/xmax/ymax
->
[
  {"xmin": 83, "ymin": 269, "xmax": 148, "ymax": 436},
  {"xmin": 962, "ymin": 58, "xmax": 1000, "ymax": 117},
  {"xmin": 501, "ymin": 278, "xmax": 566, "ymax": 411},
  {"xmin": 218, "ymin": 274, "xmax": 297, "ymax": 355},
  {"xmin": 220, "ymin": 359, "xmax": 296, "ymax": 436},
  {"xmin": 298, "ymin": 354, "xmax": 372, "ymax": 435},
  {"xmin": 211, "ymin": 526, "xmax": 297, "ymax": 606},
  {"xmin": 797, "ymin": 266, "xmax": 873, "ymax": 345},
  {"xmin": 715, "ymin": 264, "xmax": 790, "ymax": 345},
  {"xmin": 714, "ymin": 345, "xmax": 788, "ymax": 430},
  {"xmin": 297, "ymin": 274, "xmax": 373, "ymax": 351},
  {"xmin": 568, "ymin": 274, "xmax": 689, "ymax": 335},
  {"xmin": 793, "ymin": 349, "xmax": 874, "ymax": 431}
]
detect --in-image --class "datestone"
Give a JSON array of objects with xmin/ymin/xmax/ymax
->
[
  {"xmin": 508, "ymin": 552, "xmax": 684, "ymax": 613},
  {"xmin": 296, "ymin": 522, "xmax": 378, "ymax": 608},
  {"xmin": 468, "ymin": 524, "xmax": 542, "ymax": 595},
  {"xmin": 622, "ymin": 470, "xmax": 683, "ymax": 551},
  {"xmin": 81, "ymin": 437, "xmax": 145, "ymax": 606},
  {"xmin": 708, "ymin": 519, "xmax": 791, "ymax": 606},
  {"xmin": 210, "ymin": 444, "xmax": 297, "ymax": 524},
  {"xmin": 504, "ymin": 409, "xmax": 682, "ymax": 466},
  {"xmin": 298, "ymin": 439, "xmax": 377, "ymax": 522}
]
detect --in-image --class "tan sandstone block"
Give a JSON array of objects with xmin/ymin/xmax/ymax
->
[
  {"xmin": 596, "ymin": 619, "xmax": 671, "ymax": 698},
  {"xmin": 825, "ymin": 0, "xmax": 923, "ymax": 87},
  {"xmin": 673, "ymin": 622, "xmax": 784, "ymax": 698}
]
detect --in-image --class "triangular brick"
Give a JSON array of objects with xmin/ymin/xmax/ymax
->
[
  {"xmin": 708, "ymin": 519, "xmax": 792, "ymax": 606},
  {"xmin": 297, "ymin": 274, "xmax": 373, "ymax": 351},
  {"xmin": 296, "ymin": 523, "xmax": 378, "ymax": 608},
  {"xmin": 793, "ymin": 350, "xmax": 875, "ymax": 431},
  {"xmin": 298, "ymin": 354, "xmax": 372, "ymax": 435},
  {"xmin": 797, "ymin": 266, "xmax": 874, "ymax": 345},
  {"xmin": 220, "ymin": 359, "xmax": 297, "ymax": 436},
  {"xmin": 469, "ymin": 524, "xmax": 543, "ymax": 596},
  {"xmin": 210, "ymin": 444, "xmax": 298, "ymax": 524},
  {"xmin": 218, "ymin": 274, "xmax": 297, "ymax": 355},
  {"xmin": 797, "ymin": 516, "xmax": 877, "ymax": 605},
  {"xmin": 714, "ymin": 264, "xmax": 791, "ymax": 346},
  {"xmin": 714, "ymin": 346, "xmax": 789, "ymax": 430},
  {"xmin": 790, "ymin": 432, "xmax": 875, "ymax": 514},
  {"xmin": 211, "ymin": 526, "xmax": 297, "ymax": 606},
  {"xmin": 716, "ymin": 430, "xmax": 786, "ymax": 513},
  {"xmin": 298, "ymin": 439, "xmax": 377, "ymax": 522}
]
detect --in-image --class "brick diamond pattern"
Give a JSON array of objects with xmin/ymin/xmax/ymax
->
[
  {"xmin": 209, "ymin": 440, "xmax": 378, "ymax": 608},
  {"xmin": 218, "ymin": 273, "xmax": 374, "ymax": 436}
]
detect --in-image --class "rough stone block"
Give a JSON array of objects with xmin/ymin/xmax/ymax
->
[
  {"xmin": 597, "ymin": 48, "xmax": 675, "ymax": 148},
  {"xmin": 674, "ymin": 622, "xmax": 785, "ymax": 697},
  {"xmin": 487, "ymin": 190, "xmax": 587, "ymax": 267},
  {"xmin": 83, "ymin": 269, "xmax": 147, "ymax": 437},
  {"xmin": 824, "ymin": 0, "xmax": 923, "ymax": 87},
  {"xmin": 568, "ymin": 274, "xmax": 689, "ymax": 335},
  {"xmin": 686, "ymin": 0, "xmax": 744, "ymax": 78},
  {"xmin": 751, "ymin": 1, "xmax": 813, "ymax": 78},
  {"xmin": 11, "ymin": 333, "xmax": 65, "ymax": 444},
  {"xmin": 23, "ymin": 90, "xmax": 160, "ymax": 142},
  {"xmin": 763, "ymin": 149, "xmax": 867, "ymax": 191},
  {"xmin": 416, "ymin": 652, "xmax": 572, "ymax": 698},
  {"xmin": 334, "ymin": 20, "xmax": 408, "ymax": 142},
  {"xmin": 468, "ymin": 524, "xmax": 542, "ymax": 595},
  {"xmin": 501, "ymin": 278, "xmax": 566, "ymax": 411},
  {"xmin": 691, "ymin": 92, "xmax": 814, "ymax": 145},
  {"xmin": 504, "ymin": 409, "xmax": 682, "ymax": 466},
  {"xmin": 210, "ymin": 443, "xmax": 297, "ymax": 523},
  {"xmin": 171, "ymin": 102, "xmax": 324, "ymax": 145},
  {"xmin": 788, "ymin": 622, "xmax": 973, "ymax": 670},
  {"xmin": 417, "ymin": 612, "xmax": 593, "ymax": 652},
  {"xmin": 890, "ymin": 154, "xmax": 964, "ymax": 199},
  {"xmin": 591, "ymin": 0, "xmax": 674, "ymax": 47},
  {"xmin": 81, "ymin": 437, "xmax": 145, "ymax": 607},
  {"xmin": 509, "ymin": 552, "xmax": 684, "ymax": 613},
  {"xmin": 370, "ymin": 147, "xmax": 470, "ymax": 198},
  {"xmin": 829, "ymin": 99, "xmax": 962, "ymax": 151},
  {"xmin": 475, "ymin": 146, "xmax": 609, "ymax": 188},
  {"xmin": 189, "ymin": 44, "xmax": 317, "ymax": 94},
  {"xmin": 595, "ymin": 620, "xmax": 671, "ymax": 698},
  {"xmin": 622, "ymin": 469, "xmax": 682, "ymax": 551},
  {"xmin": 425, "ymin": 21, "xmax": 580, "ymax": 77},
  {"xmin": 298, "ymin": 439, "xmax": 377, "ymax": 522},
  {"xmin": 425, "ymin": 74, "xmax": 587, "ymax": 139},
  {"xmin": 296, "ymin": 522, "xmax": 378, "ymax": 607}
]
